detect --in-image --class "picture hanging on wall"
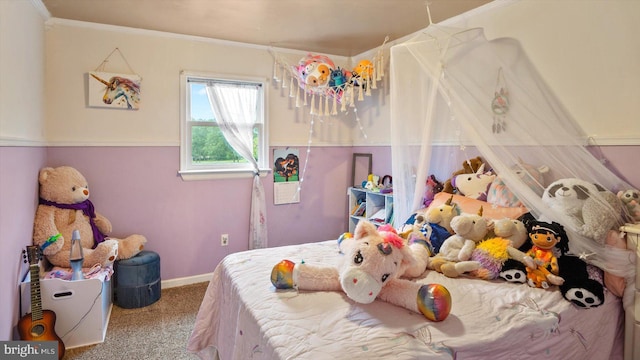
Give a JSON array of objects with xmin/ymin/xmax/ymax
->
[{"xmin": 88, "ymin": 71, "xmax": 141, "ymax": 110}]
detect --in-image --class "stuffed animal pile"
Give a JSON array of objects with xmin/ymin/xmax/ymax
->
[
  {"xmin": 429, "ymin": 208, "xmax": 490, "ymax": 278},
  {"xmin": 269, "ymin": 166, "xmax": 627, "ymax": 315},
  {"xmin": 33, "ymin": 166, "xmax": 147, "ymax": 268},
  {"xmin": 467, "ymin": 217, "xmax": 529, "ymax": 280}
]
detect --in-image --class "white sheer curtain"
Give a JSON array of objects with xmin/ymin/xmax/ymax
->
[
  {"xmin": 206, "ymin": 82, "xmax": 267, "ymax": 249},
  {"xmin": 390, "ymin": 24, "xmax": 635, "ymax": 305}
]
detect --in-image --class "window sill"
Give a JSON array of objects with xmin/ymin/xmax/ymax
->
[{"xmin": 178, "ymin": 168, "xmax": 271, "ymax": 181}]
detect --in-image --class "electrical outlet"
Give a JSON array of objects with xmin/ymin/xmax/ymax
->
[{"xmin": 221, "ymin": 234, "xmax": 229, "ymax": 246}]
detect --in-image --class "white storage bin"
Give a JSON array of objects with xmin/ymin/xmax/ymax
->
[{"xmin": 20, "ymin": 274, "xmax": 112, "ymax": 349}]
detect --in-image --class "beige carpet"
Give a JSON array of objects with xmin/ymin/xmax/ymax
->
[{"xmin": 63, "ymin": 282, "xmax": 208, "ymax": 360}]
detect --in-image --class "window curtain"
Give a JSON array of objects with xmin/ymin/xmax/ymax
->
[{"xmin": 206, "ymin": 82, "xmax": 267, "ymax": 249}]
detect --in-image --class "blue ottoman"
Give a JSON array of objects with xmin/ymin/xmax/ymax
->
[{"xmin": 113, "ymin": 250, "xmax": 161, "ymax": 309}]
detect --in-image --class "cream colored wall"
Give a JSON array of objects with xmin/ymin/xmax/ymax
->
[
  {"xmin": 464, "ymin": 0, "xmax": 640, "ymax": 144},
  {"xmin": 0, "ymin": 0, "xmax": 46, "ymax": 145},
  {"xmin": 43, "ymin": 20, "xmax": 356, "ymax": 147},
  {"xmin": 353, "ymin": 0, "xmax": 640, "ymax": 146}
]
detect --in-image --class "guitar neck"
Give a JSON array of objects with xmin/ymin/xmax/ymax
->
[{"xmin": 29, "ymin": 263, "xmax": 43, "ymax": 321}]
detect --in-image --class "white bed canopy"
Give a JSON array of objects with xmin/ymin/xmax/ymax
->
[{"xmin": 389, "ymin": 24, "xmax": 635, "ymax": 302}]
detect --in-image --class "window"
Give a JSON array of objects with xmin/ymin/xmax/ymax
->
[{"xmin": 179, "ymin": 71, "xmax": 269, "ymax": 180}]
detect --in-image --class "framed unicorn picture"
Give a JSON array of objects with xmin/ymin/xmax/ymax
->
[{"xmin": 88, "ymin": 71, "xmax": 141, "ymax": 110}]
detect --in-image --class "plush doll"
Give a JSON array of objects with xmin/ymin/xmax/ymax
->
[
  {"xmin": 429, "ymin": 208, "xmax": 490, "ymax": 278},
  {"xmin": 542, "ymin": 178, "xmax": 623, "ymax": 243},
  {"xmin": 514, "ymin": 213, "xmax": 606, "ymax": 308},
  {"xmin": 522, "ymin": 220, "xmax": 568, "ymax": 289},
  {"xmin": 618, "ymin": 189, "xmax": 640, "ymax": 222},
  {"xmin": 442, "ymin": 156, "xmax": 486, "ymax": 194},
  {"xmin": 451, "ymin": 163, "xmax": 496, "ymax": 201},
  {"xmin": 487, "ymin": 161, "xmax": 549, "ymax": 208},
  {"xmin": 270, "ymin": 221, "xmax": 452, "ymax": 322},
  {"xmin": 33, "ymin": 166, "xmax": 147, "ymax": 268}
]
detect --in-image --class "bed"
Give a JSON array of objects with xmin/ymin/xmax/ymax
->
[
  {"xmin": 187, "ymin": 241, "xmax": 625, "ymax": 360},
  {"xmin": 188, "ymin": 22, "xmax": 637, "ymax": 359},
  {"xmin": 187, "ymin": 196, "xmax": 630, "ymax": 360}
]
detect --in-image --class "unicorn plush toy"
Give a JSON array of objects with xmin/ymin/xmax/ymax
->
[{"xmin": 270, "ymin": 221, "xmax": 452, "ymax": 322}]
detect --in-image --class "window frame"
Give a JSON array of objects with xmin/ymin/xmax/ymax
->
[{"xmin": 179, "ymin": 71, "xmax": 270, "ymax": 180}]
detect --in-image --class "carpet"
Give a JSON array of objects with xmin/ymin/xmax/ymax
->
[{"xmin": 63, "ymin": 281, "xmax": 208, "ymax": 359}]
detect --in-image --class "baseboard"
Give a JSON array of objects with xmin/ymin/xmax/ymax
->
[{"xmin": 161, "ymin": 272, "xmax": 213, "ymax": 289}]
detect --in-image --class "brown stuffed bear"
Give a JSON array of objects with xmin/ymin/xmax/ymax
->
[
  {"xmin": 442, "ymin": 156, "xmax": 486, "ymax": 194},
  {"xmin": 33, "ymin": 166, "xmax": 147, "ymax": 268}
]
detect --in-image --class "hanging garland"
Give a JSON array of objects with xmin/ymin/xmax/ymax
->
[
  {"xmin": 269, "ymin": 38, "xmax": 388, "ymax": 201},
  {"xmin": 269, "ymin": 36, "xmax": 388, "ymax": 123}
]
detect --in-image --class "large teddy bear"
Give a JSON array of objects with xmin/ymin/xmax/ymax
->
[
  {"xmin": 270, "ymin": 220, "xmax": 452, "ymax": 322},
  {"xmin": 33, "ymin": 166, "xmax": 147, "ymax": 268}
]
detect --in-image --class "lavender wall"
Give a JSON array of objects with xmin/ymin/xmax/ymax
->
[
  {"xmin": 44, "ymin": 146, "xmax": 392, "ymax": 280},
  {"xmin": 0, "ymin": 147, "xmax": 47, "ymax": 340},
  {"xmin": 592, "ymin": 146, "xmax": 640, "ymax": 189},
  {"xmin": 41, "ymin": 144, "xmax": 640, "ymax": 281}
]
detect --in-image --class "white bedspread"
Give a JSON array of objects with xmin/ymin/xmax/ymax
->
[{"xmin": 187, "ymin": 240, "xmax": 624, "ymax": 360}]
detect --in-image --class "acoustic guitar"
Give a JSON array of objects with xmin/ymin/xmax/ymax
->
[{"xmin": 18, "ymin": 245, "xmax": 65, "ymax": 360}]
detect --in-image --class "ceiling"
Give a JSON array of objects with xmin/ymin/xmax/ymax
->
[{"xmin": 41, "ymin": 0, "xmax": 492, "ymax": 56}]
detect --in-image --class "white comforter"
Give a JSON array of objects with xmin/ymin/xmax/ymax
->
[{"xmin": 187, "ymin": 240, "xmax": 624, "ymax": 360}]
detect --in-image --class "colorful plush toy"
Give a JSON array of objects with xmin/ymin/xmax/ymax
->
[
  {"xmin": 451, "ymin": 163, "xmax": 496, "ymax": 201},
  {"xmin": 542, "ymin": 178, "xmax": 623, "ymax": 243},
  {"xmin": 270, "ymin": 221, "xmax": 452, "ymax": 321},
  {"xmin": 352, "ymin": 59, "xmax": 374, "ymax": 81},
  {"xmin": 33, "ymin": 166, "xmax": 147, "ymax": 268},
  {"xmin": 467, "ymin": 217, "xmax": 530, "ymax": 280},
  {"xmin": 618, "ymin": 189, "xmax": 640, "ymax": 222},
  {"xmin": 295, "ymin": 53, "xmax": 335, "ymax": 93},
  {"xmin": 487, "ymin": 161, "xmax": 549, "ymax": 208},
  {"xmin": 523, "ymin": 220, "xmax": 568, "ymax": 289},
  {"xmin": 442, "ymin": 156, "xmax": 486, "ymax": 194},
  {"xmin": 429, "ymin": 208, "xmax": 490, "ymax": 278},
  {"xmin": 517, "ymin": 214, "xmax": 606, "ymax": 308}
]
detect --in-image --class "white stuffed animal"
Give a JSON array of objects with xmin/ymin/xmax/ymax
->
[
  {"xmin": 542, "ymin": 178, "xmax": 623, "ymax": 243},
  {"xmin": 271, "ymin": 221, "xmax": 452, "ymax": 321},
  {"xmin": 451, "ymin": 164, "xmax": 496, "ymax": 201},
  {"xmin": 429, "ymin": 209, "xmax": 490, "ymax": 277}
]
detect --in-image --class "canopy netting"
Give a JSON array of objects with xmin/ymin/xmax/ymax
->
[{"xmin": 389, "ymin": 25, "xmax": 635, "ymax": 308}]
